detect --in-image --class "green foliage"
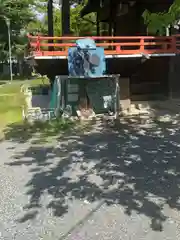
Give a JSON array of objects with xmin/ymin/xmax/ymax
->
[
  {"xmin": 143, "ymin": 0, "xmax": 180, "ymax": 35},
  {"xmin": 27, "ymin": 18, "xmax": 48, "ymax": 35},
  {"xmin": 0, "ymin": 0, "xmax": 36, "ymax": 61},
  {"xmin": 70, "ymin": 4, "xmax": 96, "ymax": 36},
  {"xmin": 28, "ymin": 2, "xmax": 96, "ymax": 37}
]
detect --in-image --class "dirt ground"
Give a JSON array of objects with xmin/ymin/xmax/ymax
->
[{"xmin": 1, "ymin": 100, "xmax": 180, "ymax": 239}]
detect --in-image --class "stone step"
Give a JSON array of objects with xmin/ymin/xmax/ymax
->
[{"xmin": 24, "ymin": 107, "xmax": 56, "ymax": 122}]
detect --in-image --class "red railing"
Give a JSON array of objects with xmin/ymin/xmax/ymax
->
[{"xmin": 27, "ymin": 34, "xmax": 180, "ymax": 57}]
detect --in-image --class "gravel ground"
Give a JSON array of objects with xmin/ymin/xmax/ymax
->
[{"xmin": 1, "ymin": 112, "xmax": 180, "ymax": 239}]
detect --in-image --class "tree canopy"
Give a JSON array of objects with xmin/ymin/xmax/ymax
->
[
  {"xmin": 27, "ymin": 1, "xmax": 96, "ymax": 36},
  {"xmin": 0, "ymin": 0, "xmax": 37, "ymax": 61}
]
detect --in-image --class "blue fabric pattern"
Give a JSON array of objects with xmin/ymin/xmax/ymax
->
[
  {"xmin": 68, "ymin": 38, "xmax": 106, "ymax": 78},
  {"xmin": 76, "ymin": 38, "xmax": 96, "ymax": 49}
]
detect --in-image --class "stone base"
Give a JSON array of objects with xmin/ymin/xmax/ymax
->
[
  {"xmin": 120, "ymin": 99, "xmax": 131, "ymax": 111},
  {"xmin": 76, "ymin": 108, "xmax": 96, "ymax": 121},
  {"xmin": 119, "ymin": 78, "xmax": 131, "ymax": 111}
]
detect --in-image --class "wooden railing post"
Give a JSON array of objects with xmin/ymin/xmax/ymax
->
[
  {"xmin": 116, "ymin": 45, "xmax": 121, "ymax": 52},
  {"xmin": 171, "ymin": 36, "xmax": 176, "ymax": 52},
  {"xmin": 162, "ymin": 43, "xmax": 167, "ymax": 51},
  {"xmin": 140, "ymin": 38, "xmax": 144, "ymax": 52},
  {"xmin": 36, "ymin": 35, "xmax": 41, "ymax": 52}
]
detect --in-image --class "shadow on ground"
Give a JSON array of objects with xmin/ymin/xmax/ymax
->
[
  {"xmin": 0, "ymin": 76, "xmax": 29, "ymax": 81},
  {"xmin": 0, "ymin": 81, "xmax": 6, "ymax": 85},
  {"xmin": 3, "ymin": 119, "xmax": 78, "ymax": 143},
  {"xmin": 4, "ymin": 109, "xmax": 180, "ymax": 232}
]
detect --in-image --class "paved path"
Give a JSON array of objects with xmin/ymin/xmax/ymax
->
[{"xmin": 1, "ymin": 113, "xmax": 180, "ymax": 239}]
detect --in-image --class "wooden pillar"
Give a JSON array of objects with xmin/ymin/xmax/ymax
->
[
  {"xmin": 135, "ymin": 3, "xmax": 146, "ymax": 35},
  {"xmin": 47, "ymin": 0, "xmax": 54, "ymax": 51},
  {"xmin": 47, "ymin": 0, "xmax": 54, "ymax": 37},
  {"xmin": 108, "ymin": 19, "xmax": 112, "ymax": 36},
  {"xmin": 96, "ymin": 12, "xmax": 100, "ymax": 36},
  {"xmin": 61, "ymin": 0, "xmax": 70, "ymax": 35},
  {"xmin": 108, "ymin": 1, "xmax": 118, "ymax": 36}
]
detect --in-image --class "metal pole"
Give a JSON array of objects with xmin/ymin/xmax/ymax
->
[
  {"xmin": 114, "ymin": 75, "xmax": 120, "ymax": 119},
  {"xmin": 8, "ymin": 24, "xmax": 12, "ymax": 82},
  {"xmin": 5, "ymin": 18, "xmax": 13, "ymax": 82}
]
